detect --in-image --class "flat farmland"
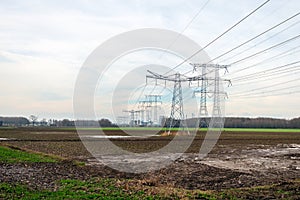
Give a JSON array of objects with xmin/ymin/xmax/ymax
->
[
  {"xmin": 0, "ymin": 127, "xmax": 299, "ymax": 199},
  {"xmin": 1, "ymin": 127, "xmax": 299, "ymax": 156}
]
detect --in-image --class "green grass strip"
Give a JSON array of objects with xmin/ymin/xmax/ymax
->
[
  {"xmin": 0, "ymin": 146, "xmax": 57, "ymax": 163},
  {"xmin": 0, "ymin": 179, "xmax": 166, "ymax": 200},
  {"xmin": 223, "ymin": 128, "xmax": 300, "ymax": 133}
]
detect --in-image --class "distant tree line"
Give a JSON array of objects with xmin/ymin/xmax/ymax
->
[
  {"xmin": 0, "ymin": 117, "xmax": 117, "ymax": 127},
  {"xmin": 0, "ymin": 117, "xmax": 30, "ymax": 126},
  {"xmin": 289, "ymin": 117, "xmax": 300, "ymax": 128},
  {"xmin": 48, "ymin": 119, "xmax": 117, "ymax": 127},
  {"xmin": 160, "ymin": 117, "xmax": 300, "ymax": 129},
  {"xmin": 1, "ymin": 116, "xmax": 300, "ymax": 128},
  {"xmin": 223, "ymin": 117, "xmax": 296, "ymax": 128}
]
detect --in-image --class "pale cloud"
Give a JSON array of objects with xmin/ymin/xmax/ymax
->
[{"xmin": 0, "ymin": 0, "xmax": 299, "ymax": 119}]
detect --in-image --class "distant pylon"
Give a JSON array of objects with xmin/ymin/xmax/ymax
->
[
  {"xmin": 122, "ymin": 109, "xmax": 141, "ymax": 127},
  {"xmin": 211, "ymin": 67, "xmax": 225, "ymax": 129},
  {"xmin": 145, "ymin": 94, "xmax": 162, "ymax": 125},
  {"xmin": 212, "ymin": 67, "xmax": 221, "ymax": 116}
]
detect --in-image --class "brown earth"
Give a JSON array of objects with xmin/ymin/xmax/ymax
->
[{"xmin": 0, "ymin": 128, "xmax": 300, "ymax": 199}]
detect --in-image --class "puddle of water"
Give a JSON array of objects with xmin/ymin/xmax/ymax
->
[
  {"xmin": 200, "ymin": 144, "xmax": 300, "ymax": 173},
  {"xmin": 0, "ymin": 138, "xmax": 13, "ymax": 141},
  {"xmin": 87, "ymin": 153, "xmax": 186, "ymax": 172},
  {"xmin": 91, "ymin": 152, "xmax": 183, "ymax": 162},
  {"xmin": 82, "ymin": 135, "xmax": 158, "ymax": 139},
  {"xmin": 86, "ymin": 143, "xmax": 300, "ymax": 173}
]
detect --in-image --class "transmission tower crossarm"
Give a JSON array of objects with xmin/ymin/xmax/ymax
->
[
  {"xmin": 146, "ymin": 70, "xmax": 169, "ymax": 79},
  {"xmin": 190, "ymin": 63, "xmax": 230, "ymax": 74}
]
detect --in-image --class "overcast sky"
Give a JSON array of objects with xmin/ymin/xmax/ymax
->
[{"xmin": 0, "ymin": 0, "xmax": 299, "ymax": 120}]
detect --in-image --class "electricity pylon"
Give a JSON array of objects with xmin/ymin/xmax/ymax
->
[
  {"xmin": 190, "ymin": 63, "xmax": 231, "ymax": 127},
  {"xmin": 146, "ymin": 71, "xmax": 188, "ymax": 133},
  {"xmin": 139, "ymin": 94, "xmax": 162, "ymax": 126},
  {"xmin": 139, "ymin": 99, "xmax": 152, "ymax": 126},
  {"xmin": 169, "ymin": 73, "xmax": 185, "ymax": 131},
  {"xmin": 116, "ymin": 116, "xmax": 129, "ymax": 126},
  {"xmin": 145, "ymin": 94, "xmax": 162, "ymax": 125},
  {"xmin": 146, "ymin": 70, "xmax": 211, "ymax": 133},
  {"xmin": 122, "ymin": 109, "xmax": 141, "ymax": 127}
]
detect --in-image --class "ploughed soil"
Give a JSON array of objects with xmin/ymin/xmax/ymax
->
[{"xmin": 0, "ymin": 128, "xmax": 299, "ymax": 198}]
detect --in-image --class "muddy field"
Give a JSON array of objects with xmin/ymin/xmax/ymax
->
[{"xmin": 0, "ymin": 128, "xmax": 300, "ymax": 198}]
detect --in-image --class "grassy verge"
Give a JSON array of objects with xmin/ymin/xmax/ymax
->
[
  {"xmin": 0, "ymin": 179, "xmax": 173, "ymax": 200},
  {"xmin": 0, "ymin": 145, "xmax": 57, "ymax": 163},
  {"xmin": 2, "ymin": 178, "xmax": 298, "ymax": 199},
  {"xmin": 223, "ymin": 128, "xmax": 300, "ymax": 133},
  {"xmin": 210, "ymin": 179, "xmax": 300, "ymax": 200}
]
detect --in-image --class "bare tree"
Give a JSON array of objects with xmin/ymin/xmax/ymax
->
[{"xmin": 29, "ymin": 115, "xmax": 38, "ymax": 126}]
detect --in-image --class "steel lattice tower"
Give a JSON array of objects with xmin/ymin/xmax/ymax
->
[
  {"xmin": 145, "ymin": 68, "xmax": 231, "ymax": 132},
  {"xmin": 146, "ymin": 70, "xmax": 203, "ymax": 133},
  {"xmin": 145, "ymin": 94, "xmax": 162, "ymax": 125},
  {"xmin": 199, "ymin": 65, "xmax": 209, "ymax": 127},
  {"xmin": 190, "ymin": 63, "xmax": 231, "ymax": 128},
  {"xmin": 139, "ymin": 94, "xmax": 162, "ymax": 126},
  {"xmin": 213, "ymin": 68, "xmax": 221, "ymax": 116},
  {"xmin": 123, "ymin": 110, "xmax": 141, "ymax": 127},
  {"xmin": 169, "ymin": 73, "xmax": 185, "ymax": 129},
  {"xmin": 199, "ymin": 65, "xmax": 208, "ymax": 116},
  {"xmin": 211, "ymin": 67, "xmax": 225, "ymax": 129}
]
